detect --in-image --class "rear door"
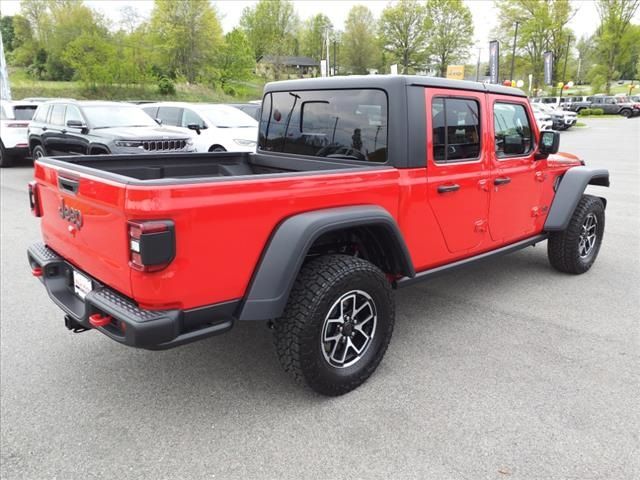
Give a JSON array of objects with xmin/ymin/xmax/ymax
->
[
  {"xmin": 488, "ymin": 96, "xmax": 545, "ymax": 243},
  {"xmin": 426, "ymin": 88, "xmax": 491, "ymax": 253},
  {"xmin": 45, "ymin": 104, "xmax": 68, "ymax": 155}
]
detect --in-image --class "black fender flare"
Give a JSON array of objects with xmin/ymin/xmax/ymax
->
[
  {"xmin": 238, "ymin": 205, "xmax": 415, "ymax": 321},
  {"xmin": 88, "ymin": 143, "xmax": 111, "ymax": 155},
  {"xmin": 544, "ymin": 166, "xmax": 610, "ymax": 231}
]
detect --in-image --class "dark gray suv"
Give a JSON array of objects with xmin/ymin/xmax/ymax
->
[{"xmin": 28, "ymin": 100, "xmax": 194, "ymax": 159}]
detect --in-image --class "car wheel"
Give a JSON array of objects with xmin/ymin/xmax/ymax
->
[
  {"xmin": 209, "ymin": 145, "xmax": 226, "ymax": 152},
  {"xmin": 620, "ymin": 109, "xmax": 632, "ymax": 118},
  {"xmin": 0, "ymin": 142, "xmax": 12, "ymax": 168},
  {"xmin": 547, "ymin": 195, "xmax": 605, "ymax": 274},
  {"xmin": 32, "ymin": 145, "xmax": 47, "ymax": 161},
  {"xmin": 273, "ymin": 254, "xmax": 395, "ymax": 396}
]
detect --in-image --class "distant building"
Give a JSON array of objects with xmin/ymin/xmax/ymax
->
[{"xmin": 257, "ymin": 55, "xmax": 319, "ymax": 78}]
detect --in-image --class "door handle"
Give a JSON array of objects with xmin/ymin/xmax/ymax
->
[
  {"xmin": 437, "ymin": 184, "xmax": 460, "ymax": 193},
  {"xmin": 42, "ymin": 127, "xmax": 47, "ymax": 131},
  {"xmin": 61, "ymin": 129, "xmax": 67, "ymax": 134},
  {"xmin": 494, "ymin": 177, "xmax": 511, "ymax": 186}
]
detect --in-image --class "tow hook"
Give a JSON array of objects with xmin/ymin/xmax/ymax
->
[
  {"xmin": 64, "ymin": 315, "xmax": 90, "ymax": 333},
  {"xmin": 89, "ymin": 313, "xmax": 112, "ymax": 328}
]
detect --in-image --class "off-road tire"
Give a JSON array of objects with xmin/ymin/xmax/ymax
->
[
  {"xmin": 32, "ymin": 145, "xmax": 47, "ymax": 160},
  {"xmin": 0, "ymin": 142, "xmax": 11, "ymax": 168},
  {"xmin": 548, "ymin": 194, "xmax": 605, "ymax": 274},
  {"xmin": 619, "ymin": 108, "xmax": 632, "ymax": 118},
  {"xmin": 273, "ymin": 254, "xmax": 395, "ymax": 396}
]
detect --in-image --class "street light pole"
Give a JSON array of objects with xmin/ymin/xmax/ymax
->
[
  {"xmin": 476, "ymin": 47, "xmax": 482, "ymax": 82},
  {"xmin": 509, "ymin": 21, "xmax": 519, "ymax": 83}
]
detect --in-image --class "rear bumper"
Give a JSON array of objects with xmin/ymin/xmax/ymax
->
[{"xmin": 27, "ymin": 242, "xmax": 237, "ymax": 350}]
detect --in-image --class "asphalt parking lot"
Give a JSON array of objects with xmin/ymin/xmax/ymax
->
[{"xmin": 1, "ymin": 117, "xmax": 639, "ymax": 480}]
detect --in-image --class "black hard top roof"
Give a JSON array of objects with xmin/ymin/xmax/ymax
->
[{"xmin": 264, "ymin": 75, "xmax": 526, "ymax": 97}]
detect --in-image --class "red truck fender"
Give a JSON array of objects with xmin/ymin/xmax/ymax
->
[
  {"xmin": 544, "ymin": 166, "xmax": 610, "ymax": 231},
  {"xmin": 238, "ymin": 205, "xmax": 415, "ymax": 321}
]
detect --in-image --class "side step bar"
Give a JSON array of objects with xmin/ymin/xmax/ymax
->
[{"xmin": 395, "ymin": 234, "xmax": 548, "ymax": 288}]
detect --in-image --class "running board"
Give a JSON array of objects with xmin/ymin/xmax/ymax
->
[{"xmin": 395, "ymin": 234, "xmax": 548, "ymax": 289}]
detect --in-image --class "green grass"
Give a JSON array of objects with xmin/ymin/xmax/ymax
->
[{"xmin": 7, "ymin": 68, "xmax": 265, "ymax": 103}]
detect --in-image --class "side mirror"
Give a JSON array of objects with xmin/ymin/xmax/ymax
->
[
  {"xmin": 536, "ymin": 130, "xmax": 560, "ymax": 158},
  {"xmin": 187, "ymin": 123, "xmax": 202, "ymax": 135},
  {"xmin": 503, "ymin": 134, "xmax": 526, "ymax": 155},
  {"xmin": 155, "ymin": 118, "xmax": 163, "ymax": 125},
  {"xmin": 66, "ymin": 119, "xmax": 86, "ymax": 129}
]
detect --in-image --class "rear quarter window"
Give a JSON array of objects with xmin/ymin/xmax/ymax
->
[
  {"xmin": 13, "ymin": 106, "xmax": 38, "ymax": 120},
  {"xmin": 259, "ymin": 89, "xmax": 388, "ymax": 163}
]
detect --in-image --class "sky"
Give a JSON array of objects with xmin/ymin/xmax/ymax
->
[{"xmin": 0, "ymin": 0, "xmax": 625, "ymax": 63}]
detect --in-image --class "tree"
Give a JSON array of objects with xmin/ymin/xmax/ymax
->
[
  {"xmin": 63, "ymin": 31, "xmax": 116, "ymax": 88},
  {"xmin": 0, "ymin": 17, "xmax": 15, "ymax": 52},
  {"xmin": 592, "ymin": 0, "xmax": 640, "ymax": 93},
  {"xmin": 239, "ymin": 0, "xmax": 299, "ymax": 61},
  {"xmin": 341, "ymin": 5, "xmax": 378, "ymax": 74},
  {"xmin": 494, "ymin": 0, "xmax": 574, "ymax": 89},
  {"xmin": 379, "ymin": 0, "xmax": 430, "ymax": 74},
  {"xmin": 299, "ymin": 13, "xmax": 332, "ymax": 62},
  {"xmin": 426, "ymin": 0, "xmax": 474, "ymax": 77},
  {"xmin": 149, "ymin": 0, "xmax": 223, "ymax": 83},
  {"xmin": 215, "ymin": 28, "xmax": 255, "ymax": 87}
]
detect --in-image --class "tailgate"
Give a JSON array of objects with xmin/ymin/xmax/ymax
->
[{"xmin": 35, "ymin": 162, "xmax": 132, "ymax": 297}]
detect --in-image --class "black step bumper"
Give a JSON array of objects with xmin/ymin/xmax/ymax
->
[{"xmin": 27, "ymin": 242, "xmax": 237, "ymax": 350}]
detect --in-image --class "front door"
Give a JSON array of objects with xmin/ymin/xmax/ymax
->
[
  {"xmin": 488, "ymin": 96, "xmax": 545, "ymax": 243},
  {"xmin": 426, "ymin": 89, "xmax": 491, "ymax": 254}
]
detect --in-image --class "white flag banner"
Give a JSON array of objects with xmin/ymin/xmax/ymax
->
[{"xmin": 0, "ymin": 31, "xmax": 11, "ymax": 101}]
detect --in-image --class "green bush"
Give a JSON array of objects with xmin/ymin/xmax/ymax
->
[
  {"xmin": 578, "ymin": 108, "xmax": 592, "ymax": 116},
  {"xmin": 157, "ymin": 76, "xmax": 176, "ymax": 95},
  {"xmin": 591, "ymin": 108, "xmax": 604, "ymax": 115},
  {"xmin": 223, "ymin": 85, "xmax": 236, "ymax": 96}
]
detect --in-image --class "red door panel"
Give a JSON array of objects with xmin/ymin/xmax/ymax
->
[
  {"xmin": 488, "ymin": 96, "xmax": 546, "ymax": 243},
  {"xmin": 425, "ymin": 89, "xmax": 491, "ymax": 254}
]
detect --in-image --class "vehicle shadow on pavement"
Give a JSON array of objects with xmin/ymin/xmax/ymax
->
[{"xmin": 74, "ymin": 247, "xmax": 553, "ymax": 406}]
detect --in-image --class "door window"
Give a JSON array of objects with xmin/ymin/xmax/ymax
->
[
  {"xmin": 431, "ymin": 97, "xmax": 480, "ymax": 163},
  {"xmin": 65, "ymin": 106, "xmax": 83, "ymax": 124},
  {"xmin": 33, "ymin": 105, "xmax": 50, "ymax": 123},
  {"xmin": 156, "ymin": 107, "xmax": 182, "ymax": 126},
  {"xmin": 493, "ymin": 103, "xmax": 533, "ymax": 158},
  {"xmin": 181, "ymin": 109, "xmax": 204, "ymax": 128},
  {"xmin": 50, "ymin": 104, "xmax": 66, "ymax": 126}
]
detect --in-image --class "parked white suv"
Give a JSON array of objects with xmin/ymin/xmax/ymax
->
[
  {"xmin": 0, "ymin": 100, "xmax": 41, "ymax": 167},
  {"xmin": 142, "ymin": 102, "xmax": 258, "ymax": 152}
]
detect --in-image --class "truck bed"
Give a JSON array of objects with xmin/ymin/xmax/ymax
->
[{"xmin": 39, "ymin": 152, "xmax": 378, "ymax": 184}]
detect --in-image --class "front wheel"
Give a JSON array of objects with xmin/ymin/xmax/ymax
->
[
  {"xmin": 547, "ymin": 195, "xmax": 605, "ymax": 274},
  {"xmin": 620, "ymin": 109, "xmax": 632, "ymax": 118},
  {"xmin": 273, "ymin": 255, "xmax": 395, "ymax": 396}
]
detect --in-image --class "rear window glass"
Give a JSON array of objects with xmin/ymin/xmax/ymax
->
[
  {"xmin": 259, "ymin": 89, "xmax": 388, "ymax": 162},
  {"xmin": 431, "ymin": 97, "xmax": 480, "ymax": 163},
  {"xmin": 14, "ymin": 105, "xmax": 38, "ymax": 120}
]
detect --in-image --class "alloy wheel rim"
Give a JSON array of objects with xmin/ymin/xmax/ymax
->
[
  {"xmin": 321, "ymin": 290, "xmax": 377, "ymax": 368},
  {"xmin": 579, "ymin": 213, "xmax": 598, "ymax": 259}
]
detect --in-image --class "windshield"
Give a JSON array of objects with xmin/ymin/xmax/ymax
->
[
  {"xmin": 199, "ymin": 106, "xmax": 257, "ymax": 128},
  {"xmin": 83, "ymin": 105, "xmax": 157, "ymax": 128}
]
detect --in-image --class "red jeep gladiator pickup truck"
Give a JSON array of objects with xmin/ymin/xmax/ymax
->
[{"xmin": 28, "ymin": 76, "xmax": 609, "ymax": 395}]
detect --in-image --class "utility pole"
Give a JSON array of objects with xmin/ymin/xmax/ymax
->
[
  {"xmin": 333, "ymin": 40, "xmax": 337, "ymax": 76},
  {"xmin": 326, "ymin": 28, "xmax": 330, "ymax": 77},
  {"xmin": 509, "ymin": 21, "xmax": 519, "ymax": 83},
  {"xmin": 560, "ymin": 35, "xmax": 571, "ymax": 98},
  {"xmin": 475, "ymin": 47, "xmax": 482, "ymax": 82}
]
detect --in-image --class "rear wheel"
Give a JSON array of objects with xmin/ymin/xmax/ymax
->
[
  {"xmin": 209, "ymin": 145, "xmax": 226, "ymax": 152},
  {"xmin": 0, "ymin": 142, "xmax": 12, "ymax": 168},
  {"xmin": 273, "ymin": 254, "xmax": 395, "ymax": 396},
  {"xmin": 32, "ymin": 145, "xmax": 47, "ymax": 160},
  {"xmin": 548, "ymin": 195, "xmax": 605, "ymax": 274}
]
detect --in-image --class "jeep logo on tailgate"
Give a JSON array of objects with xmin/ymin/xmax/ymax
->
[{"xmin": 59, "ymin": 199, "xmax": 83, "ymax": 229}]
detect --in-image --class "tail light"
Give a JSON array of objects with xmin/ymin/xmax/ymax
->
[
  {"xmin": 5, "ymin": 122, "xmax": 29, "ymax": 128},
  {"xmin": 28, "ymin": 181, "xmax": 42, "ymax": 217},
  {"xmin": 128, "ymin": 220, "xmax": 175, "ymax": 272}
]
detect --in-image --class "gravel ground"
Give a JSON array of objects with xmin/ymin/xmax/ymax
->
[{"xmin": 1, "ymin": 117, "xmax": 639, "ymax": 480}]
